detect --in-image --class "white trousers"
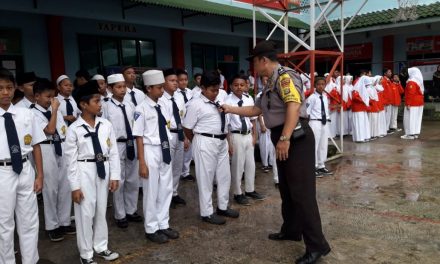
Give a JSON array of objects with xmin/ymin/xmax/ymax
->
[
  {"xmin": 403, "ymin": 106, "xmax": 424, "ymax": 136},
  {"xmin": 341, "ymin": 110, "xmax": 352, "ymax": 135},
  {"xmin": 170, "ymin": 134, "xmax": 184, "ymax": 196},
  {"xmin": 329, "ymin": 111, "xmax": 340, "ymax": 138},
  {"xmin": 41, "ymin": 144, "xmax": 71, "ymax": 230},
  {"xmin": 385, "ymin": 105, "xmax": 392, "ymax": 130},
  {"xmin": 181, "ymin": 142, "xmax": 192, "ymax": 177},
  {"xmin": 0, "ymin": 161, "xmax": 39, "ymax": 264},
  {"xmin": 113, "ymin": 143, "xmax": 139, "ymax": 220},
  {"xmin": 142, "ymin": 145, "xmax": 172, "ymax": 234},
  {"xmin": 352, "ymin": 111, "xmax": 371, "ymax": 142},
  {"xmin": 192, "ymin": 135, "xmax": 231, "ymax": 217},
  {"xmin": 74, "ymin": 162, "xmax": 110, "ymax": 260},
  {"xmin": 258, "ymin": 129, "xmax": 273, "ymax": 167},
  {"xmin": 390, "ymin": 105, "xmax": 399, "ymax": 129},
  {"xmin": 309, "ymin": 121, "xmax": 329, "ymax": 169},
  {"xmin": 368, "ymin": 112, "xmax": 380, "ymax": 138},
  {"xmin": 378, "ymin": 110, "xmax": 387, "ymax": 136},
  {"xmin": 230, "ymin": 133, "xmax": 255, "ymax": 195}
]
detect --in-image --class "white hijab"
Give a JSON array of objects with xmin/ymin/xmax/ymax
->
[
  {"xmin": 325, "ymin": 77, "xmax": 337, "ymax": 93},
  {"xmin": 353, "ymin": 75, "xmax": 371, "ymax": 106},
  {"xmin": 407, "ymin": 67, "xmax": 424, "ymax": 94},
  {"xmin": 373, "ymin": 75, "xmax": 384, "ymax": 92},
  {"xmin": 367, "ymin": 77, "xmax": 379, "ymax": 101},
  {"xmin": 343, "ymin": 75, "xmax": 353, "ymax": 102}
]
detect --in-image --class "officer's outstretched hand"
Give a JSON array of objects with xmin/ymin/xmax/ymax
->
[
  {"xmin": 139, "ymin": 163, "xmax": 149, "ymax": 179},
  {"xmin": 72, "ymin": 190, "xmax": 84, "ymax": 204},
  {"xmin": 109, "ymin": 180, "xmax": 119, "ymax": 192}
]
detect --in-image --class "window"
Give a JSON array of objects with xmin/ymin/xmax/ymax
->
[{"xmin": 78, "ymin": 35, "xmax": 156, "ymax": 74}]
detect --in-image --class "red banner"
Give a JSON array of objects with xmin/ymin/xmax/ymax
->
[
  {"xmin": 323, "ymin": 43, "xmax": 372, "ymax": 61},
  {"xmin": 406, "ymin": 36, "xmax": 436, "ymax": 55},
  {"xmin": 235, "ymin": 0, "xmax": 300, "ymax": 11}
]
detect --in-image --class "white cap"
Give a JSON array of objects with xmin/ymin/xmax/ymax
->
[
  {"xmin": 142, "ymin": 70, "xmax": 165, "ymax": 86},
  {"xmin": 56, "ymin": 75, "xmax": 69, "ymax": 86},
  {"xmin": 324, "ymin": 73, "xmax": 330, "ymax": 77},
  {"xmin": 91, "ymin": 74, "xmax": 105, "ymax": 81},
  {"xmin": 107, "ymin": 74, "xmax": 125, "ymax": 84}
]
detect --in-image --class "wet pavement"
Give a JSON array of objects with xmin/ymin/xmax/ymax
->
[{"xmin": 32, "ymin": 121, "xmax": 440, "ymax": 264}]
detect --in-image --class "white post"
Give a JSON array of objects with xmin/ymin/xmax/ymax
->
[
  {"xmin": 284, "ymin": 12, "xmax": 288, "ymax": 53},
  {"xmin": 310, "ymin": 0, "xmax": 315, "ymax": 50},
  {"xmin": 340, "ymin": 0, "xmax": 344, "ymax": 153}
]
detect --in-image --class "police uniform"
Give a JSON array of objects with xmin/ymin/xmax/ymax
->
[
  {"xmin": 0, "ymin": 104, "xmax": 46, "ymax": 264},
  {"xmin": 255, "ymin": 65, "xmax": 330, "ymax": 253},
  {"xmin": 124, "ymin": 86, "xmax": 145, "ymax": 107},
  {"xmin": 158, "ymin": 91, "xmax": 186, "ymax": 199},
  {"xmin": 102, "ymin": 81, "xmax": 139, "ymax": 222},
  {"xmin": 32, "ymin": 104, "xmax": 72, "ymax": 232},
  {"xmin": 64, "ymin": 81, "xmax": 121, "ymax": 261},
  {"xmin": 306, "ymin": 91, "xmax": 330, "ymax": 170},
  {"xmin": 182, "ymin": 94, "xmax": 231, "ymax": 217},
  {"xmin": 225, "ymin": 93, "xmax": 256, "ymax": 196},
  {"xmin": 176, "ymin": 87, "xmax": 193, "ymax": 178},
  {"xmin": 57, "ymin": 93, "xmax": 80, "ymax": 126}
]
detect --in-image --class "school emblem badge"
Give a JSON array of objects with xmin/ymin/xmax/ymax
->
[
  {"xmin": 162, "ymin": 141, "xmax": 169, "ymax": 149},
  {"xmin": 24, "ymin": 134, "xmax": 32, "ymax": 145},
  {"xmin": 96, "ymin": 153, "xmax": 105, "ymax": 162},
  {"xmin": 166, "ymin": 120, "xmax": 171, "ymax": 129},
  {"xmin": 180, "ymin": 110, "xmax": 184, "ymax": 117},
  {"xmin": 61, "ymin": 125, "xmax": 66, "ymax": 135},
  {"xmin": 11, "ymin": 145, "xmax": 20, "ymax": 154},
  {"xmin": 106, "ymin": 138, "xmax": 111, "ymax": 147},
  {"xmin": 127, "ymin": 139, "xmax": 134, "ymax": 147}
]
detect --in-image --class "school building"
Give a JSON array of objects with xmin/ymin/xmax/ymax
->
[{"xmin": 1, "ymin": 0, "xmax": 440, "ymax": 86}]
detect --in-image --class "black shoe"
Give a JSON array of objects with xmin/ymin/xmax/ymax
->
[
  {"xmin": 268, "ymin": 164, "xmax": 273, "ymax": 169},
  {"xmin": 268, "ymin": 232, "xmax": 301, "ymax": 241},
  {"xmin": 262, "ymin": 166, "xmax": 270, "ymax": 173},
  {"xmin": 216, "ymin": 207, "xmax": 239, "ymax": 218},
  {"xmin": 80, "ymin": 257, "xmax": 97, "ymax": 264},
  {"xmin": 126, "ymin": 212, "xmax": 143, "ymax": 222},
  {"xmin": 274, "ymin": 183, "xmax": 279, "ymax": 188},
  {"xmin": 181, "ymin": 174, "xmax": 195, "ymax": 181},
  {"xmin": 295, "ymin": 248, "xmax": 331, "ymax": 264},
  {"xmin": 145, "ymin": 231, "xmax": 169, "ymax": 244},
  {"xmin": 115, "ymin": 218, "xmax": 129, "ymax": 228},
  {"xmin": 202, "ymin": 214, "xmax": 226, "ymax": 225},
  {"xmin": 245, "ymin": 191, "xmax": 266, "ymax": 201},
  {"xmin": 60, "ymin": 225, "xmax": 76, "ymax": 235},
  {"xmin": 234, "ymin": 194, "xmax": 250, "ymax": 206},
  {"xmin": 318, "ymin": 168, "xmax": 333, "ymax": 176},
  {"xmin": 95, "ymin": 249, "xmax": 119, "ymax": 261},
  {"xmin": 172, "ymin": 195, "xmax": 186, "ymax": 205},
  {"xmin": 160, "ymin": 228, "xmax": 179, "ymax": 239},
  {"xmin": 315, "ymin": 169, "xmax": 323, "ymax": 178},
  {"xmin": 48, "ymin": 228, "xmax": 64, "ymax": 242}
]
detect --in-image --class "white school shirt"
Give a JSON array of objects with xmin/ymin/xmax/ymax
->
[
  {"xmin": 176, "ymin": 87, "xmax": 193, "ymax": 103},
  {"xmin": 64, "ymin": 116, "xmax": 121, "ymax": 191},
  {"xmin": 56, "ymin": 94, "xmax": 80, "ymax": 125},
  {"xmin": 158, "ymin": 91, "xmax": 186, "ymax": 130},
  {"xmin": 14, "ymin": 97, "xmax": 34, "ymax": 109},
  {"xmin": 31, "ymin": 104, "xmax": 67, "ymax": 141},
  {"xmin": 183, "ymin": 94, "xmax": 230, "ymax": 135},
  {"xmin": 225, "ymin": 93, "xmax": 254, "ymax": 131},
  {"xmin": 306, "ymin": 91, "xmax": 330, "ymax": 120},
  {"xmin": 217, "ymin": 89, "xmax": 228, "ymax": 102},
  {"xmin": 102, "ymin": 97, "xmax": 136, "ymax": 140},
  {"xmin": 124, "ymin": 87, "xmax": 145, "ymax": 106},
  {"xmin": 132, "ymin": 95, "xmax": 172, "ymax": 145},
  {"xmin": 191, "ymin": 86, "xmax": 202, "ymax": 99},
  {"xmin": 0, "ymin": 104, "xmax": 46, "ymax": 159}
]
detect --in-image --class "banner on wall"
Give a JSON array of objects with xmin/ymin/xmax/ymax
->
[
  {"xmin": 235, "ymin": 0, "xmax": 300, "ymax": 11},
  {"xmin": 407, "ymin": 35, "xmax": 440, "ymax": 55}
]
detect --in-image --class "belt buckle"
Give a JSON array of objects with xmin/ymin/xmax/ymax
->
[{"xmin": 0, "ymin": 161, "xmax": 6, "ymax": 166}]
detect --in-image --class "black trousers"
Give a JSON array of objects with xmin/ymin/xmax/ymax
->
[{"xmin": 271, "ymin": 121, "xmax": 329, "ymax": 252}]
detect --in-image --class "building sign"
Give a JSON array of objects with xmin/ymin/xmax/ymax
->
[
  {"xmin": 97, "ymin": 23, "xmax": 136, "ymax": 33},
  {"xmin": 407, "ymin": 35, "xmax": 440, "ymax": 55}
]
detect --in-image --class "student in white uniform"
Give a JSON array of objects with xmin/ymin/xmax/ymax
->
[
  {"xmin": 176, "ymin": 69, "xmax": 195, "ymax": 182},
  {"xmin": 0, "ymin": 68, "xmax": 45, "ymax": 264},
  {"xmin": 183, "ymin": 70, "xmax": 239, "ymax": 225},
  {"xmin": 102, "ymin": 74, "xmax": 141, "ymax": 229},
  {"xmin": 226, "ymin": 74, "xmax": 265, "ymax": 206},
  {"xmin": 122, "ymin": 66, "xmax": 145, "ymax": 106},
  {"xmin": 133, "ymin": 70, "xmax": 180, "ymax": 244},
  {"xmin": 342, "ymin": 75, "xmax": 353, "ymax": 136},
  {"xmin": 192, "ymin": 73, "xmax": 202, "ymax": 98},
  {"xmin": 351, "ymin": 76, "xmax": 371, "ymax": 143},
  {"xmin": 92, "ymin": 74, "xmax": 111, "ymax": 102},
  {"xmin": 64, "ymin": 81, "xmax": 121, "ymax": 264},
  {"xmin": 307, "ymin": 77, "xmax": 333, "ymax": 177},
  {"xmin": 32, "ymin": 79, "xmax": 75, "ymax": 242},
  {"xmin": 56, "ymin": 75, "xmax": 80, "ymax": 127},
  {"xmin": 14, "ymin": 72, "xmax": 37, "ymax": 109}
]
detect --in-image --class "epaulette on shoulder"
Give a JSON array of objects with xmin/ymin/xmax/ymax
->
[{"xmin": 278, "ymin": 66, "xmax": 288, "ymax": 76}]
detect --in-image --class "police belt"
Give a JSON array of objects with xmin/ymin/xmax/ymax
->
[
  {"xmin": 310, "ymin": 119, "xmax": 331, "ymax": 122},
  {"xmin": 199, "ymin": 133, "xmax": 227, "ymax": 140},
  {"xmin": 78, "ymin": 157, "xmax": 109, "ymax": 162},
  {"xmin": 0, "ymin": 156, "xmax": 29, "ymax": 166},
  {"xmin": 230, "ymin": 130, "xmax": 251, "ymax": 135},
  {"xmin": 40, "ymin": 139, "xmax": 65, "ymax": 144}
]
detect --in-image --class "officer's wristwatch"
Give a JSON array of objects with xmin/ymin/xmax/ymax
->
[{"xmin": 279, "ymin": 135, "xmax": 290, "ymax": 142}]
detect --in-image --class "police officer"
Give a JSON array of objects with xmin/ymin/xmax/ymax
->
[{"xmin": 222, "ymin": 41, "xmax": 330, "ymax": 264}]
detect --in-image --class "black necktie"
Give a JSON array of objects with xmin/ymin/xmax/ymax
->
[
  {"xmin": 118, "ymin": 104, "xmax": 135, "ymax": 160},
  {"xmin": 320, "ymin": 95, "xmax": 327, "ymax": 125},
  {"xmin": 30, "ymin": 103, "xmax": 35, "ymax": 109},
  {"xmin": 42, "ymin": 110, "xmax": 62, "ymax": 156},
  {"xmin": 3, "ymin": 112, "xmax": 23, "ymax": 174},
  {"xmin": 129, "ymin": 90, "xmax": 137, "ymax": 106},
  {"xmin": 170, "ymin": 97, "xmax": 184, "ymax": 141},
  {"xmin": 208, "ymin": 101, "xmax": 225, "ymax": 133},
  {"xmin": 237, "ymin": 100, "xmax": 247, "ymax": 133},
  {"xmin": 82, "ymin": 123, "xmax": 106, "ymax": 179},
  {"xmin": 181, "ymin": 90, "xmax": 188, "ymax": 103},
  {"xmin": 103, "ymin": 97, "xmax": 109, "ymax": 102},
  {"xmin": 154, "ymin": 105, "xmax": 171, "ymax": 164},
  {"xmin": 65, "ymin": 98, "xmax": 74, "ymax": 126}
]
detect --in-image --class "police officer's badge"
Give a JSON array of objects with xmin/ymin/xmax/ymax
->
[
  {"xmin": 106, "ymin": 137, "xmax": 111, "ymax": 147},
  {"xmin": 61, "ymin": 125, "xmax": 66, "ymax": 135},
  {"xmin": 24, "ymin": 134, "xmax": 32, "ymax": 145}
]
